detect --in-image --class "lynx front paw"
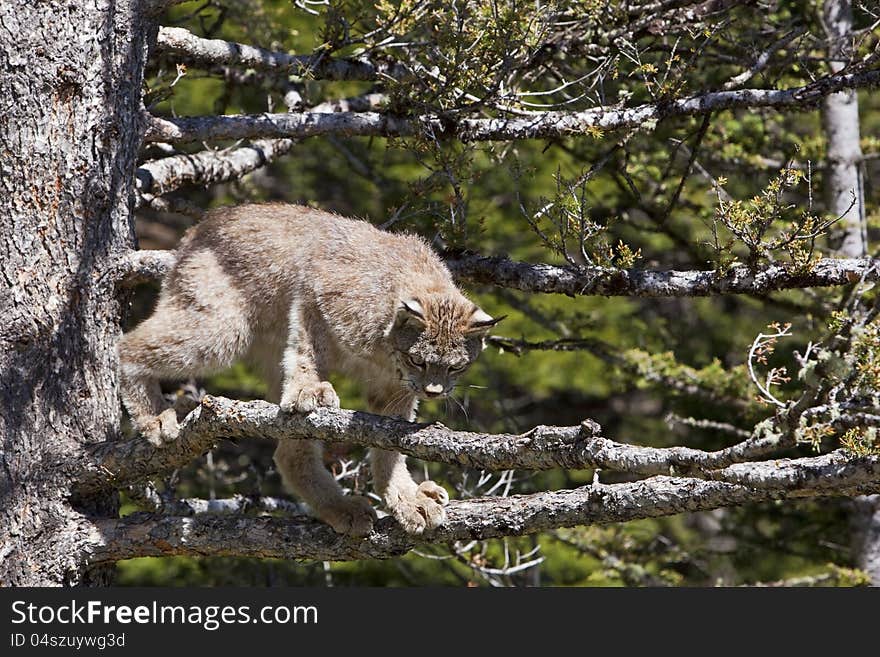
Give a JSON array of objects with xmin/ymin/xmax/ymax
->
[
  {"xmin": 417, "ymin": 480, "xmax": 450, "ymax": 506},
  {"xmin": 280, "ymin": 381, "xmax": 340, "ymax": 413},
  {"xmin": 141, "ymin": 408, "xmax": 180, "ymax": 447},
  {"xmin": 391, "ymin": 481, "xmax": 449, "ymax": 535},
  {"xmin": 320, "ymin": 496, "xmax": 377, "ymax": 538}
]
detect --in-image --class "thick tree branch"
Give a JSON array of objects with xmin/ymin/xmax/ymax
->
[
  {"xmin": 155, "ymin": 26, "xmax": 408, "ymax": 82},
  {"xmin": 89, "ymin": 453, "xmax": 880, "ymax": 563},
  {"xmin": 446, "ymin": 253, "xmax": 880, "ymax": 297},
  {"xmin": 117, "ymin": 249, "xmax": 880, "ymax": 296},
  {"xmin": 115, "ymin": 249, "xmax": 176, "ymax": 287},
  {"xmin": 136, "ymin": 139, "xmax": 295, "ymax": 204},
  {"xmin": 144, "ymin": 67, "xmax": 880, "ymax": 144},
  {"xmin": 77, "ymin": 395, "xmax": 812, "ymax": 496},
  {"xmin": 77, "ymin": 396, "xmax": 595, "ymax": 494},
  {"xmin": 160, "ymin": 495, "xmax": 307, "ymax": 516},
  {"xmin": 705, "ymin": 451, "xmax": 880, "ymax": 491}
]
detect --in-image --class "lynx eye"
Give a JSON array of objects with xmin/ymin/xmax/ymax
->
[
  {"xmin": 407, "ymin": 354, "xmax": 425, "ymax": 368},
  {"xmin": 449, "ymin": 363, "xmax": 467, "ymax": 373}
]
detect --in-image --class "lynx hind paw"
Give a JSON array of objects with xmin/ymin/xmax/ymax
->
[
  {"xmin": 392, "ymin": 482, "xmax": 449, "ymax": 535},
  {"xmin": 141, "ymin": 408, "xmax": 180, "ymax": 447},
  {"xmin": 280, "ymin": 381, "xmax": 340, "ymax": 413},
  {"xmin": 321, "ymin": 496, "xmax": 377, "ymax": 538}
]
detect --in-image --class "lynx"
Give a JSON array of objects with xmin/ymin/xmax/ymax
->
[{"xmin": 118, "ymin": 203, "xmax": 501, "ymax": 536}]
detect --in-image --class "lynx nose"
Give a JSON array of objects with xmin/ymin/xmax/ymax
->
[{"xmin": 424, "ymin": 383, "xmax": 444, "ymax": 397}]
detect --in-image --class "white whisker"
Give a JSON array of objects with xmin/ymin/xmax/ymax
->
[{"xmin": 448, "ymin": 393, "xmax": 469, "ymax": 423}]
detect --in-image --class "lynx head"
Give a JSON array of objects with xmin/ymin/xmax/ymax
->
[{"xmin": 388, "ymin": 293, "xmax": 503, "ymax": 399}]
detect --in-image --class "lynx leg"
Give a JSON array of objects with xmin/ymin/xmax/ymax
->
[
  {"xmin": 118, "ymin": 364, "xmax": 178, "ymax": 447},
  {"xmin": 119, "ymin": 249, "xmax": 254, "ymax": 445},
  {"xmin": 279, "ymin": 300, "xmax": 340, "ymax": 413},
  {"xmin": 368, "ymin": 390, "xmax": 449, "ymax": 534},
  {"xmin": 272, "ymin": 300, "xmax": 375, "ymax": 537},
  {"xmin": 119, "ymin": 291, "xmax": 251, "ymax": 445},
  {"xmin": 273, "ymin": 440, "xmax": 376, "ymax": 537}
]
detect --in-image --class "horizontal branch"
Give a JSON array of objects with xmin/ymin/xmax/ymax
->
[
  {"xmin": 144, "ymin": 67, "xmax": 880, "ymax": 144},
  {"xmin": 79, "ymin": 395, "xmax": 794, "ymax": 495},
  {"xmin": 446, "ymin": 253, "xmax": 880, "ymax": 297},
  {"xmin": 116, "ymin": 249, "xmax": 880, "ymax": 297},
  {"xmin": 155, "ymin": 27, "xmax": 407, "ymax": 82},
  {"xmin": 90, "ymin": 451, "xmax": 880, "ymax": 563},
  {"xmin": 77, "ymin": 396, "xmax": 594, "ymax": 494},
  {"xmin": 706, "ymin": 451, "xmax": 880, "ymax": 491},
  {"xmin": 163, "ymin": 495, "xmax": 307, "ymax": 516},
  {"xmin": 143, "ymin": 109, "xmax": 410, "ymax": 144}
]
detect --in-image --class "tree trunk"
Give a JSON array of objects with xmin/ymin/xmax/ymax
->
[
  {"xmin": 0, "ymin": 0, "xmax": 149, "ymax": 585},
  {"xmin": 852, "ymin": 495, "xmax": 880, "ymax": 584},
  {"xmin": 821, "ymin": 0, "xmax": 865, "ymax": 257},
  {"xmin": 819, "ymin": 0, "xmax": 878, "ymax": 585}
]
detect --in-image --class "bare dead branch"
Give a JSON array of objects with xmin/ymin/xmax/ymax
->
[
  {"xmin": 161, "ymin": 495, "xmax": 308, "ymax": 516},
  {"xmin": 136, "ymin": 139, "xmax": 295, "ymax": 203},
  {"xmin": 115, "ymin": 250, "xmax": 176, "ymax": 287},
  {"xmin": 703, "ymin": 450, "xmax": 880, "ymax": 491},
  {"xmin": 76, "ymin": 396, "xmax": 594, "ymax": 495},
  {"xmin": 445, "ymin": 252, "xmax": 880, "ymax": 297},
  {"xmin": 144, "ymin": 67, "xmax": 880, "ymax": 144},
  {"xmin": 117, "ymin": 249, "xmax": 880, "ymax": 296},
  {"xmin": 155, "ymin": 26, "xmax": 409, "ymax": 82}
]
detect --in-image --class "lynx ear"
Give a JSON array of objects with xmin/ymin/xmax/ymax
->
[
  {"xmin": 468, "ymin": 308, "xmax": 506, "ymax": 333},
  {"xmin": 401, "ymin": 298, "xmax": 425, "ymax": 319},
  {"xmin": 392, "ymin": 298, "xmax": 426, "ymax": 328},
  {"xmin": 387, "ymin": 298, "xmax": 426, "ymax": 336}
]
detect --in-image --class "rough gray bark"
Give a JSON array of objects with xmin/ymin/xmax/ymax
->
[
  {"xmin": 90, "ymin": 459, "xmax": 880, "ymax": 564},
  {"xmin": 144, "ymin": 66, "xmax": 880, "ymax": 144},
  {"xmin": 2, "ymin": 2, "xmax": 877, "ymax": 584},
  {"xmin": 0, "ymin": 0, "xmax": 148, "ymax": 585},
  {"xmin": 75, "ymin": 396, "xmax": 595, "ymax": 494},
  {"xmin": 120, "ymin": 249, "xmax": 880, "ymax": 296}
]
